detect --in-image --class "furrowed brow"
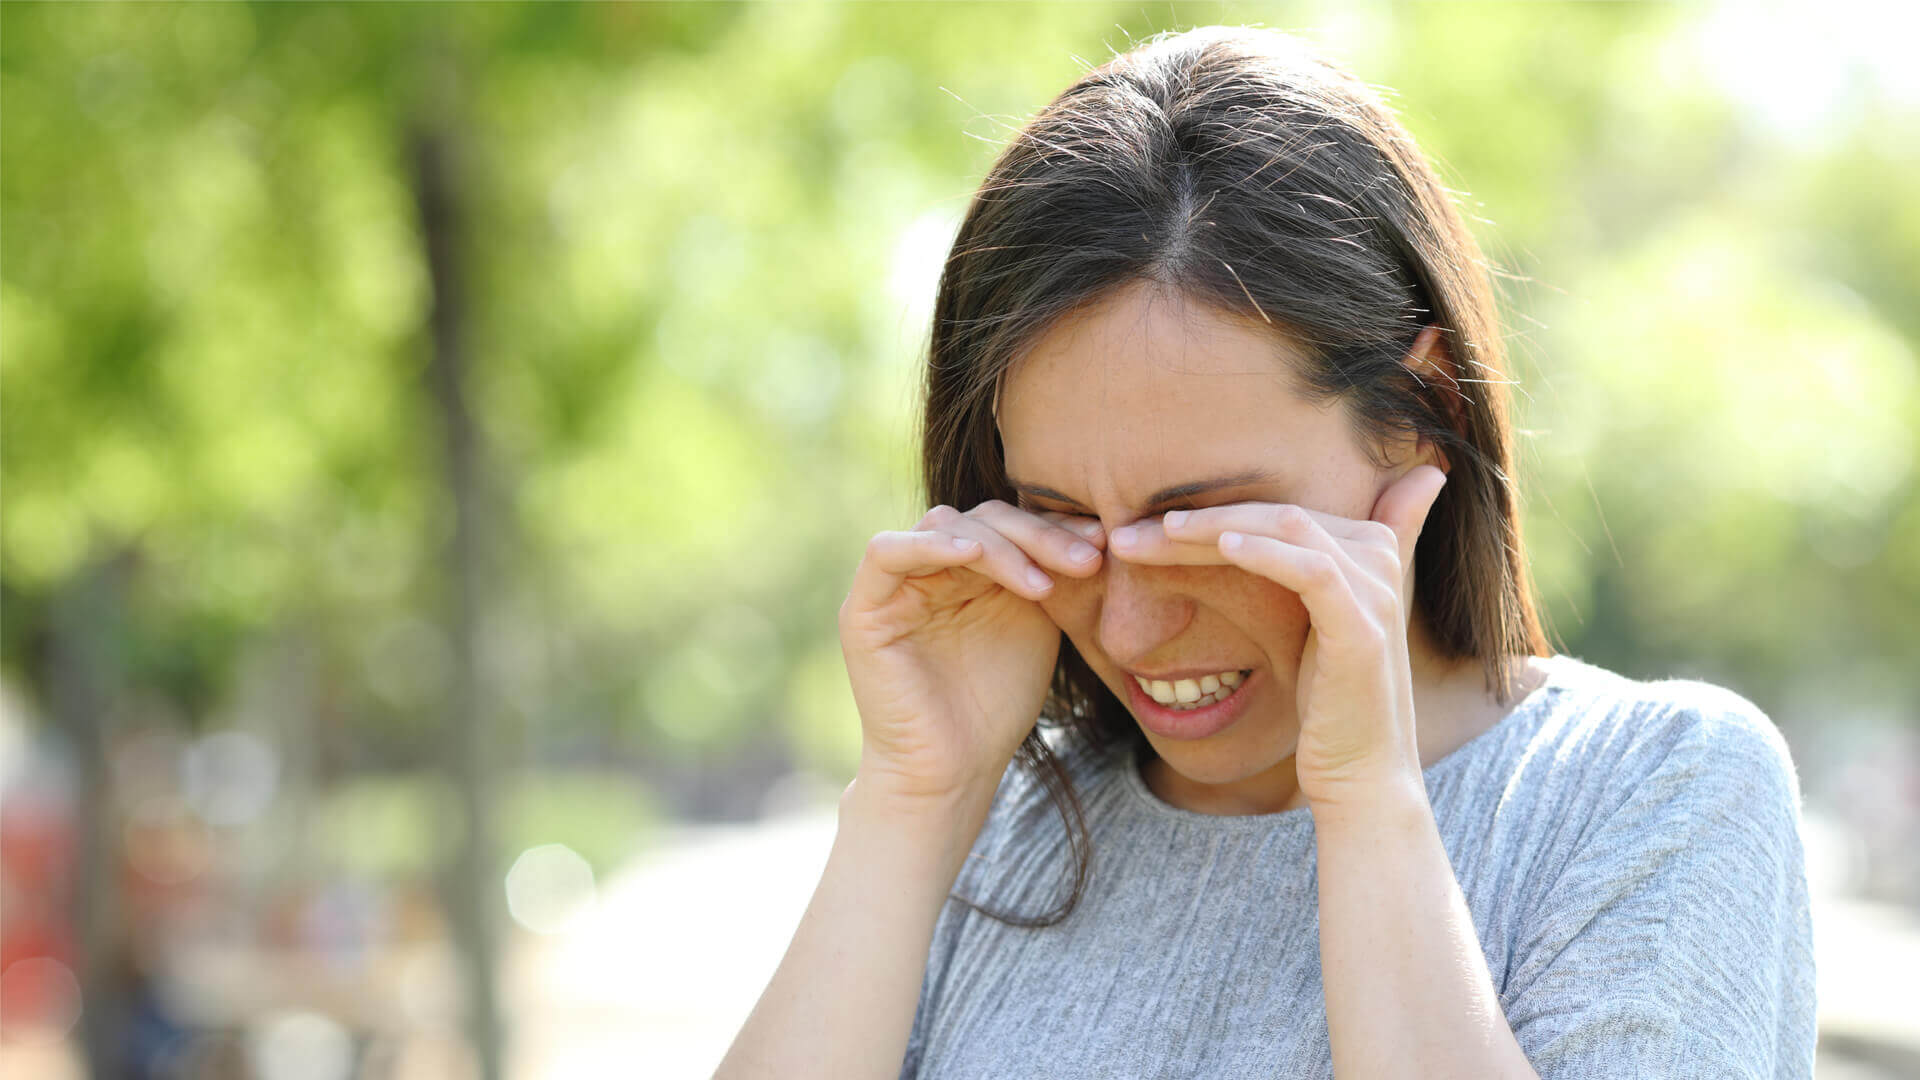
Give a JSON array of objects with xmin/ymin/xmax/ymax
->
[{"xmin": 1009, "ymin": 468, "xmax": 1279, "ymax": 514}]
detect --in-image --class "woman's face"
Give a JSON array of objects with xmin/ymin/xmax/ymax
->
[{"xmin": 997, "ymin": 280, "xmax": 1428, "ymax": 809}]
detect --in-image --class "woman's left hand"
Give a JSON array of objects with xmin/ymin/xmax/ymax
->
[{"xmin": 1106, "ymin": 465, "xmax": 1450, "ymax": 812}]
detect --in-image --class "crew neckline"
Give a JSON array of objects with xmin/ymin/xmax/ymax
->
[{"xmin": 1119, "ymin": 653, "xmax": 1575, "ymax": 827}]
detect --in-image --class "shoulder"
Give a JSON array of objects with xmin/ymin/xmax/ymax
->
[
  {"xmin": 1503, "ymin": 662, "xmax": 1816, "ymax": 973},
  {"xmin": 1639, "ymin": 671, "xmax": 1797, "ymax": 778},
  {"xmin": 1533, "ymin": 655, "xmax": 1802, "ymax": 811},
  {"xmin": 1502, "ymin": 662, "xmax": 1817, "ymax": 1047}
]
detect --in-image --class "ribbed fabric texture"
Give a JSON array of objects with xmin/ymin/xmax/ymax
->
[{"xmin": 898, "ymin": 653, "xmax": 1816, "ymax": 1079}]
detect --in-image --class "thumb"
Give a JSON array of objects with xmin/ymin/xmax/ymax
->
[{"xmin": 1370, "ymin": 464, "xmax": 1449, "ymax": 568}]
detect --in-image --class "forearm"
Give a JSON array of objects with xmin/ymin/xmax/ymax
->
[
  {"xmin": 1311, "ymin": 782, "xmax": 1539, "ymax": 1080},
  {"xmin": 713, "ymin": 775, "xmax": 994, "ymax": 1080}
]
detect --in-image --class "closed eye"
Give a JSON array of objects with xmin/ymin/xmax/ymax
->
[{"xmin": 1017, "ymin": 499, "xmax": 1202, "ymax": 519}]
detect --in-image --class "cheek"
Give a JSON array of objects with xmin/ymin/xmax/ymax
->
[
  {"xmin": 1041, "ymin": 567, "xmax": 1311, "ymax": 646},
  {"xmin": 1038, "ymin": 578, "xmax": 1130, "ymax": 702},
  {"xmin": 1205, "ymin": 570, "xmax": 1313, "ymax": 644},
  {"xmin": 1038, "ymin": 574, "xmax": 1100, "ymax": 632}
]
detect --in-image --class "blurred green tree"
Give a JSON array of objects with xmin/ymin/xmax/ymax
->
[{"xmin": 4, "ymin": 0, "xmax": 1918, "ymax": 1070}]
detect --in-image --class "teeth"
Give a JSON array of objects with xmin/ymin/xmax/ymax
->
[{"xmin": 1132, "ymin": 669, "xmax": 1250, "ymax": 710}]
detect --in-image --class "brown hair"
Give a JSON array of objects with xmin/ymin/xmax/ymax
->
[{"xmin": 921, "ymin": 25, "xmax": 1553, "ymax": 927}]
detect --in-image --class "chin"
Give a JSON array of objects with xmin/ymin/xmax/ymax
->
[{"xmin": 1142, "ymin": 719, "xmax": 1298, "ymax": 785}]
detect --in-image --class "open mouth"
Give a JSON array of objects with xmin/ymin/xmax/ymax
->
[{"xmin": 1130, "ymin": 669, "xmax": 1254, "ymax": 711}]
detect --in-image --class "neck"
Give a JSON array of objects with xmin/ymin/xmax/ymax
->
[{"xmin": 1406, "ymin": 606, "xmax": 1481, "ymax": 770}]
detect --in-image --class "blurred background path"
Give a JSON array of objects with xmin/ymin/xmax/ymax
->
[{"xmin": 511, "ymin": 799, "xmax": 1920, "ymax": 1080}]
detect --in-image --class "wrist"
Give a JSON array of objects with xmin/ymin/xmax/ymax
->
[
  {"xmin": 841, "ymin": 766, "xmax": 999, "ymax": 837},
  {"xmin": 846, "ymin": 758, "xmax": 1004, "ymax": 821},
  {"xmin": 839, "ymin": 771, "xmax": 999, "ymax": 889},
  {"xmin": 1307, "ymin": 772, "xmax": 1432, "ymax": 833}
]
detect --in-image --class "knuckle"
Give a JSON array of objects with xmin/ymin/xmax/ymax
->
[
  {"xmin": 921, "ymin": 504, "xmax": 960, "ymax": 527},
  {"xmin": 1363, "ymin": 521, "xmax": 1397, "ymax": 548},
  {"xmin": 1357, "ymin": 539, "xmax": 1399, "ymax": 571},
  {"xmin": 1268, "ymin": 505, "xmax": 1306, "ymax": 532},
  {"xmin": 1358, "ymin": 575, "xmax": 1396, "ymax": 612},
  {"xmin": 1304, "ymin": 552, "xmax": 1339, "ymax": 585},
  {"xmin": 1375, "ymin": 547, "xmax": 1404, "ymax": 577}
]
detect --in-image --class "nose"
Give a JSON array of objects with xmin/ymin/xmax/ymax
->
[{"xmin": 1095, "ymin": 556, "xmax": 1193, "ymax": 674}]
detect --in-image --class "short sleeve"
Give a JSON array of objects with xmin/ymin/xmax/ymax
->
[{"xmin": 1500, "ymin": 695, "xmax": 1818, "ymax": 1079}]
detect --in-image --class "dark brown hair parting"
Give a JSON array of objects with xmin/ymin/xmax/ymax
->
[{"xmin": 920, "ymin": 25, "xmax": 1553, "ymax": 928}]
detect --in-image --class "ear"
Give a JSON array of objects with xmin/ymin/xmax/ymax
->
[
  {"xmin": 1378, "ymin": 427, "xmax": 1450, "ymax": 481},
  {"xmin": 1402, "ymin": 324, "xmax": 1463, "ymax": 474}
]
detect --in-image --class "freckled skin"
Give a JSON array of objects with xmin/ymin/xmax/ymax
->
[{"xmin": 998, "ymin": 280, "xmax": 1511, "ymax": 815}]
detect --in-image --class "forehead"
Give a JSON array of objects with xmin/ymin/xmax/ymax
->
[{"xmin": 997, "ymin": 283, "xmax": 1358, "ymax": 509}]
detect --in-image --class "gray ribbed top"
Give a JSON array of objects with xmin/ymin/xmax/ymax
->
[{"xmin": 898, "ymin": 653, "xmax": 1816, "ymax": 1079}]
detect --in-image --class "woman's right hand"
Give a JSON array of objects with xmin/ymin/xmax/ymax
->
[{"xmin": 838, "ymin": 500, "xmax": 1106, "ymax": 807}]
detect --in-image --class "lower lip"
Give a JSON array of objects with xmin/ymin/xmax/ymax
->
[{"xmin": 1126, "ymin": 669, "xmax": 1260, "ymax": 741}]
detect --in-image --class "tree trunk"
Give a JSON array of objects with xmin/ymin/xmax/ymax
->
[
  {"xmin": 410, "ymin": 94, "xmax": 503, "ymax": 1080},
  {"xmin": 48, "ymin": 556, "xmax": 127, "ymax": 1079}
]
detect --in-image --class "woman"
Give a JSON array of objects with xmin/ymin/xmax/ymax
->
[{"xmin": 717, "ymin": 25, "xmax": 1815, "ymax": 1080}]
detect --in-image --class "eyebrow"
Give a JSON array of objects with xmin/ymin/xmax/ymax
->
[{"xmin": 1008, "ymin": 468, "xmax": 1280, "ymax": 514}]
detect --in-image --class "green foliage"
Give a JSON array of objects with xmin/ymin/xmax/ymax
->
[
  {"xmin": 500, "ymin": 771, "xmax": 660, "ymax": 874},
  {"xmin": 4, "ymin": 1, "xmax": 1916, "ymax": 847},
  {"xmin": 312, "ymin": 771, "xmax": 465, "ymax": 880}
]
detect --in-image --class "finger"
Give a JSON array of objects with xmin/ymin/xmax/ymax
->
[
  {"xmin": 1156, "ymin": 502, "xmax": 1373, "ymax": 581},
  {"xmin": 1039, "ymin": 509, "xmax": 1106, "ymax": 545},
  {"xmin": 1367, "ymin": 465, "xmax": 1449, "ymax": 570},
  {"xmin": 1103, "ymin": 515, "xmax": 1225, "ymax": 566},
  {"xmin": 1107, "ymin": 505, "xmax": 1370, "ymax": 570},
  {"xmin": 848, "ymin": 528, "xmax": 988, "ymax": 610},
  {"xmin": 965, "ymin": 501, "xmax": 1105, "ymax": 578},
  {"xmin": 1215, "ymin": 532, "xmax": 1375, "ymax": 655},
  {"xmin": 924, "ymin": 505, "xmax": 1061, "ymax": 599},
  {"xmin": 1162, "ymin": 501, "xmax": 1387, "ymax": 544}
]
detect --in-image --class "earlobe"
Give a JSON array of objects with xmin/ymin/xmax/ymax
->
[
  {"xmin": 1380, "ymin": 428, "xmax": 1450, "ymax": 477},
  {"xmin": 1386, "ymin": 451, "xmax": 1450, "ymax": 498}
]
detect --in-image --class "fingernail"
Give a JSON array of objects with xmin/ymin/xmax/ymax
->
[
  {"xmin": 1163, "ymin": 510, "xmax": 1189, "ymax": 529},
  {"xmin": 1026, "ymin": 568, "xmax": 1053, "ymax": 591},
  {"xmin": 1068, "ymin": 520, "xmax": 1103, "ymax": 538},
  {"xmin": 1111, "ymin": 526, "xmax": 1138, "ymax": 547},
  {"xmin": 1068, "ymin": 542, "xmax": 1098, "ymax": 563}
]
